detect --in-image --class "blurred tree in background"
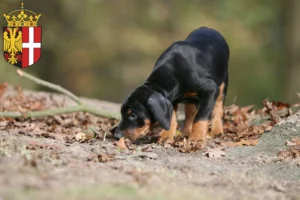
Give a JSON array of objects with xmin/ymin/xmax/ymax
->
[{"xmin": 0, "ymin": 0, "xmax": 299, "ymax": 107}]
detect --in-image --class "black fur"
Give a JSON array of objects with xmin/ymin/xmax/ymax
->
[{"xmin": 115, "ymin": 27, "xmax": 229, "ymax": 141}]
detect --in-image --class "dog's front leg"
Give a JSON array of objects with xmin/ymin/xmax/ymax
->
[
  {"xmin": 189, "ymin": 83, "xmax": 218, "ymax": 148},
  {"xmin": 157, "ymin": 104, "xmax": 178, "ymax": 144}
]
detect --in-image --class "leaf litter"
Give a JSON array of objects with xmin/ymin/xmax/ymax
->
[{"xmin": 1, "ymin": 86, "xmax": 300, "ymax": 160}]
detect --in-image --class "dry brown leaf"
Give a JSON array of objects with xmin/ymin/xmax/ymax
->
[
  {"xmin": 278, "ymin": 145, "xmax": 300, "ymax": 159},
  {"xmin": 0, "ymin": 121, "xmax": 7, "ymax": 127},
  {"xmin": 220, "ymin": 141, "xmax": 238, "ymax": 148},
  {"xmin": 263, "ymin": 99, "xmax": 273, "ymax": 110},
  {"xmin": 203, "ymin": 148, "xmax": 225, "ymax": 158},
  {"xmin": 221, "ymin": 139, "xmax": 258, "ymax": 147},
  {"xmin": 225, "ymin": 104, "xmax": 239, "ymax": 115},
  {"xmin": 286, "ymin": 140, "xmax": 296, "ymax": 146},
  {"xmin": 264, "ymin": 126, "xmax": 273, "ymax": 132},
  {"xmin": 124, "ymin": 138, "xmax": 136, "ymax": 150},
  {"xmin": 97, "ymin": 154, "xmax": 115, "ymax": 162},
  {"xmin": 115, "ymin": 137, "xmax": 128, "ymax": 150},
  {"xmin": 269, "ymin": 110, "xmax": 281, "ymax": 124},
  {"xmin": 237, "ymin": 139, "xmax": 258, "ymax": 146},
  {"xmin": 286, "ymin": 138, "xmax": 300, "ymax": 146},
  {"xmin": 30, "ymin": 101, "xmax": 44, "ymax": 111},
  {"xmin": 252, "ymin": 126, "xmax": 265, "ymax": 135},
  {"xmin": 141, "ymin": 146, "xmax": 153, "ymax": 152},
  {"xmin": 290, "ymin": 146, "xmax": 300, "ymax": 158},
  {"xmin": 293, "ymin": 137, "xmax": 300, "ymax": 145},
  {"xmin": 0, "ymin": 82, "xmax": 8, "ymax": 99},
  {"xmin": 277, "ymin": 150, "xmax": 291, "ymax": 158},
  {"xmin": 75, "ymin": 130, "xmax": 95, "ymax": 142}
]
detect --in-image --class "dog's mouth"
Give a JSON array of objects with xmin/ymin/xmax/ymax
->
[{"xmin": 124, "ymin": 128, "xmax": 150, "ymax": 143}]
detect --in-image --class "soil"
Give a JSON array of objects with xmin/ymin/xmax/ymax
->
[{"xmin": 1, "ymin": 89, "xmax": 300, "ymax": 200}]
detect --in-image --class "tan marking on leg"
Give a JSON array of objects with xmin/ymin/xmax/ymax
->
[
  {"xmin": 182, "ymin": 103, "xmax": 198, "ymax": 137},
  {"xmin": 188, "ymin": 120, "xmax": 209, "ymax": 148},
  {"xmin": 124, "ymin": 119, "xmax": 151, "ymax": 142},
  {"xmin": 211, "ymin": 82, "xmax": 225, "ymax": 137},
  {"xmin": 189, "ymin": 120, "xmax": 209, "ymax": 141},
  {"xmin": 158, "ymin": 105, "xmax": 178, "ymax": 144}
]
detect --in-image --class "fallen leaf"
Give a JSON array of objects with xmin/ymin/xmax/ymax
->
[
  {"xmin": 286, "ymin": 138, "xmax": 300, "ymax": 146},
  {"xmin": 286, "ymin": 140, "xmax": 296, "ymax": 146},
  {"xmin": 278, "ymin": 145, "xmax": 300, "ymax": 159},
  {"xmin": 237, "ymin": 139, "xmax": 258, "ymax": 146},
  {"xmin": 225, "ymin": 104, "xmax": 239, "ymax": 115},
  {"xmin": 75, "ymin": 130, "xmax": 95, "ymax": 142},
  {"xmin": 0, "ymin": 82, "xmax": 8, "ymax": 99},
  {"xmin": 264, "ymin": 126, "xmax": 273, "ymax": 132},
  {"xmin": 278, "ymin": 150, "xmax": 291, "ymax": 158},
  {"xmin": 203, "ymin": 148, "xmax": 225, "ymax": 158},
  {"xmin": 115, "ymin": 137, "xmax": 128, "ymax": 150},
  {"xmin": 30, "ymin": 101, "xmax": 44, "ymax": 111},
  {"xmin": 293, "ymin": 138, "xmax": 300, "ymax": 145},
  {"xmin": 0, "ymin": 121, "xmax": 8, "ymax": 127},
  {"xmin": 290, "ymin": 146, "xmax": 300, "ymax": 158},
  {"xmin": 124, "ymin": 138, "xmax": 135, "ymax": 150},
  {"xmin": 141, "ymin": 146, "xmax": 153, "ymax": 152},
  {"xmin": 220, "ymin": 141, "xmax": 238, "ymax": 148},
  {"xmin": 97, "ymin": 154, "xmax": 115, "ymax": 162},
  {"xmin": 220, "ymin": 139, "xmax": 258, "ymax": 147}
]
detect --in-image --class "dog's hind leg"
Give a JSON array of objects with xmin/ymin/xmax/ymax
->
[
  {"xmin": 211, "ymin": 74, "xmax": 228, "ymax": 137},
  {"xmin": 211, "ymin": 79, "xmax": 228, "ymax": 137}
]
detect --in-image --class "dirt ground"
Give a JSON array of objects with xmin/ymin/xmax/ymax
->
[{"xmin": 1, "ymin": 89, "xmax": 300, "ymax": 200}]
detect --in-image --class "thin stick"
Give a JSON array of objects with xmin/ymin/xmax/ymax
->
[
  {"xmin": 17, "ymin": 70, "xmax": 81, "ymax": 105},
  {"xmin": 0, "ymin": 105, "xmax": 121, "ymax": 119},
  {"xmin": 0, "ymin": 70, "xmax": 121, "ymax": 119}
]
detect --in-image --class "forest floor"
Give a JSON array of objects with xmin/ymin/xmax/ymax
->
[{"xmin": 1, "ymin": 85, "xmax": 300, "ymax": 200}]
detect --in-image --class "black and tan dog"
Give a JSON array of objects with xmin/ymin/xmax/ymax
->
[{"xmin": 114, "ymin": 27, "xmax": 229, "ymax": 147}]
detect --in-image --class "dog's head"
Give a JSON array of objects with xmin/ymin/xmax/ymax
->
[{"xmin": 114, "ymin": 86, "xmax": 173, "ymax": 142}]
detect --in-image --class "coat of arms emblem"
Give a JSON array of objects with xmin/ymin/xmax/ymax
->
[{"xmin": 3, "ymin": 2, "xmax": 42, "ymax": 68}]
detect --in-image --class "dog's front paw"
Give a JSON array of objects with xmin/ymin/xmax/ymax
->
[
  {"xmin": 188, "ymin": 138, "xmax": 206, "ymax": 149},
  {"xmin": 188, "ymin": 131, "xmax": 207, "ymax": 149},
  {"xmin": 157, "ymin": 130, "xmax": 175, "ymax": 144},
  {"xmin": 181, "ymin": 128, "xmax": 191, "ymax": 137}
]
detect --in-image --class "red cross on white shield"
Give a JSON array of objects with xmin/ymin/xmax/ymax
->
[{"xmin": 21, "ymin": 27, "xmax": 42, "ymax": 68}]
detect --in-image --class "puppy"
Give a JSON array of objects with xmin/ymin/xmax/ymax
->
[{"xmin": 114, "ymin": 27, "xmax": 229, "ymax": 147}]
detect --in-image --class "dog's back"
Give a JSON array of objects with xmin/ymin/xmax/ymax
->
[
  {"xmin": 184, "ymin": 27, "xmax": 229, "ymax": 81},
  {"xmin": 148, "ymin": 27, "xmax": 229, "ymax": 90},
  {"xmin": 185, "ymin": 27, "xmax": 229, "ymax": 59}
]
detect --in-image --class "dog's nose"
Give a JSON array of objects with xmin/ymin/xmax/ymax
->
[{"xmin": 114, "ymin": 128, "xmax": 124, "ymax": 139}]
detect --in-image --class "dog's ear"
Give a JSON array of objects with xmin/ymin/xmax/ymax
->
[{"xmin": 147, "ymin": 91, "xmax": 173, "ymax": 130}]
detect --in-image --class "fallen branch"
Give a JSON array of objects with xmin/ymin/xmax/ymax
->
[
  {"xmin": 17, "ymin": 70, "xmax": 81, "ymax": 105},
  {"xmin": 0, "ymin": 70, "xmax": 121, "ymax": 119}
]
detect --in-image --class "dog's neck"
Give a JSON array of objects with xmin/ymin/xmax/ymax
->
[{"xmin": 143, "ymin": 81, "xmax": 177, "ymax": 101}]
